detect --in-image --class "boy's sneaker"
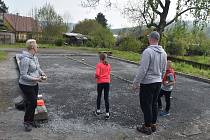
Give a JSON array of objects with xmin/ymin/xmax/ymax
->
[
  {"xmin": 160, "ymin": 111, "xmax": 170, "ymax": 116},
  {"xmin": 158, "ymin": 106, "xmax": 163, "ymax": 111},
  {"xmin": 136, "ymin": 125, "xmax": 152, "ymax": 135},
  {"xmin": 24, "ymin": 122, "xmax": 32, "ymax": 132},
  {"xmin": 105, "ymin": 112, "xmax": 110, "ymax": 120},
  {"xmin": 94, "ymin": 110, "xmax": 102, "ymax": 116}
]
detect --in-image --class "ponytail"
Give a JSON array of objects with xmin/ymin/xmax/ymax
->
[
  {"xmin": 99, "ymin": 53, "xmax": 108, "ymax": 65},
  {"xmin": 103, "ymin": 60, "xmax": 108, "ymax": 65}
]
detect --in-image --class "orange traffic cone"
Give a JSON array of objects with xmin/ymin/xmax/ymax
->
[
  {"xmin": 37, "ymin": 99, "xmax": 45, "ymax": 106},
  {"xmin": 34, "ymin": 95, "xmax": 48, "ymax": 121}
]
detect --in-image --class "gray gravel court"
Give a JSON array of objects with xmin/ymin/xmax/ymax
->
[{"xmin": 0, "ymin": 49, "xmax": 210, "ymax": 140}]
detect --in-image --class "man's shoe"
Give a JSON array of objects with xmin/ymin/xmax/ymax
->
[
  {"xmin": 136, "ymin": 125, "xmax": 152, "ymax": 135},
  {"xmin": 31, "ymin": 121, "xmax": 41, "ymax": 128},
  {"xmin": 150, "ymin": 124, "xmax": 157, "ymax": 132},
  {"xmin": 24, "ymin": 122, "xmax": 32, "ymax": 132},
  {"xmin": 105, "ymin": 112, "xmax": 110, "ymax": 120},
  {"xmin": 160, "ymin": 111, "xmax": 170, "ymax": 116}
]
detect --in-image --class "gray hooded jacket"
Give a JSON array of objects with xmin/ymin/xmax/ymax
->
[
  {"xmin": 134, "ymin": 45, "xmax": 167, "ymax": 84},
  {"xmin": 18, "ymin": 51, "xmax": 44, "ymax": 86}
]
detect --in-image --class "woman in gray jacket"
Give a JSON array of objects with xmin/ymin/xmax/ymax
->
[{"xmin": 19, "ymin": 39, "xmax": 47, "ymax": 132}]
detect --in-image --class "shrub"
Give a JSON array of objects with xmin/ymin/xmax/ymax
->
[
  {"xmin": 74, "ymin": 19, "xmax": 115, "ymax": 48},
  {"xmin": 54, "ymin": 38, "xmax": 64, "ymax": 46},
  {"xmin": 118, "ymin": 36, "xmax": 142, "ymax": 53},
  {"xmin": 166, "ymin": 39, "xmax": 188, "ymax": 56},
  {"xmin": 88, "ymin": 27, "xmax": 115, "ymax": 48}
]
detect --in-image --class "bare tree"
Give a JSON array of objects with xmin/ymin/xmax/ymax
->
[{"xmin": 82, "ymin": 0, "xmax": 210, "ymax": 36}]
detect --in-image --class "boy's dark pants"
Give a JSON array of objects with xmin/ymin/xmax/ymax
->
[
  {"xmin": 139, "ymin": 82, "xmax": 161, "ymax": 127},
  {"xmin": 158, "ymin": 89, "xmax": 172, "ymax": 112},
  {"xmin": 19, "ymin": 84, "xmax": 38, "ymax": 123},
  {"xmin": 97, "ymin": 83, "xmax": 110, "ymax": 113}
]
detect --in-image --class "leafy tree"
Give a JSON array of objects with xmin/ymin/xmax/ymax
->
[
  {"xmin": 35, "ymin": 4, "xmax": 67, "ymax": 42},
  {"xmin": 165, "ymin": 21, "xmax": 210, "ymax": 56},
  {"xmin": 95, "ymin": 12, "xmax": 107, "ymax": 27},
  {"xmin": 82, "ymin": 0, "xmax": 209, "ymax": 36},
  {"xmin": 74, "ymin": 19, "xmax": 114, "ymax": 48},
  {"xmin": 165, "ymin": 21, "xmax": 190, "ymax": 55},
  {"xmin": 118, "ymin": 36, "xmax": 143, "ymax": 53},
  {"xmin": 0, "ymin": 0, "xmax": 8, "ymax": 13},
  {"xmin": 73, "ymin": 19, "xmax": 102, "ymax": 35},
  {"xmin": 187, "ymin": 28, "xmax": 210, "ymax": 55},
  {"xmin": 88, "ymin": 26, "xmax": 115, "ymax": 48}
]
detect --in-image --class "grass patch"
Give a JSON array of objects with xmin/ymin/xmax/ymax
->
[
  {"xmin": 0, "ymin": 51, "xmax": 7, "ymax": 61},
  {"xmin": 173, "ymin": 62, "xmax": 210, "ymax": 79},
  {"xmin": 177, "ymin": 56, "xmax": 210, "ymax": 65},
  {"xmin": 64, "ymin": 46, "xmax": 140, "ymax": 62},
  {"xmin": 0, "ymin": 43, "xmax": 58, "ymax": 48}
]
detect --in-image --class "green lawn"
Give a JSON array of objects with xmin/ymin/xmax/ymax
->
[
  {"xmin": 177, "ymin": 56, "xmax": 210, "ymax": 65},
  {"xmin": 1, "ymin": 43, "xmax": 210, "ymax": 79},
  {"xmin": 0, "ymin": 43, "xmax": 55, "ymax": 48},
  {"xmin": 64, "ymin": 46, "xmax": 140, "ymax": 63},
  {"xmin": 174, "ymin": 62, "xmax": 210, "ymax": 79},
  {"xmin": 0, "ymin": 51, "xmax": 7, "ymax": 61}
]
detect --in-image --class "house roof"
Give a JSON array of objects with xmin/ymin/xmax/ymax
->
[
  {"xmin": 4, "ymin": 14, "xmax": 41, "ymax": 32},
  {"xmin": 63, "ymin": 32, "xmax": 88, "ymax": 40}
]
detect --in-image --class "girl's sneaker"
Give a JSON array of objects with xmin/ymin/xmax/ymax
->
[
  {"xmin": 160, "ymin": 111, "xmax": 170, "ymax": 116},
  {"xmin": 94, "ymin": 110, "xmax": 102, "ymax": 116},
  {"xmin": 105, "ymin": 112, "xmax": 110, "ymax": 120}
]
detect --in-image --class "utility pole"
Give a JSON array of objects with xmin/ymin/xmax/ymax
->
[{"xmin": 14, "ymin": 13, "xmax": 19, "ymax": 41}]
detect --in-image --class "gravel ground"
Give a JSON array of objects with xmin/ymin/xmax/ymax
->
[{"xmin": 0, "ymin": 49, "xmax": 210, "ymax": 140}]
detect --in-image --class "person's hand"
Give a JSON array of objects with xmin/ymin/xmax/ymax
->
[
  {"xmin": 41, "ymin": 73, "xmax": 47, "ymax": 81},
  {"xmin": 41, "ymin": 75, "xmax": 47, "ymax": 81},
  {"xmin": 163, "ymin": 81, "xmax": 169, "ymax": 86},
  {"xmin": 34, "ymin": 76, "xmax": 42, "ymax": 82},
  {"xmin": 132, "ymin": 83, "xmax": 140, "ymax": 93}
]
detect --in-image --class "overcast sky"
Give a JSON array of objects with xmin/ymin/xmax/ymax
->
[{"xmin": 4, "ymin": 0, "xmax": 179, "ymax": 29}]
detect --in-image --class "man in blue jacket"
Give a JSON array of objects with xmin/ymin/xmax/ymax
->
[{"xmin": 133, "ymin": 31, "xmax": 167, "ymax": 135}]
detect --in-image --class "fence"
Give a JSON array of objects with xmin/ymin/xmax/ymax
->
[{"xmin": 0, "ymin": 32, "xmax": 15, "ymax": 44}]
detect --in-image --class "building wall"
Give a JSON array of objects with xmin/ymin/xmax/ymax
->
[
  {"xmin": 16, "ymin": 32, "xmax": 27, "ymax": 41},
  {"xmin": 0, "ymin": 32, "xmax": 15, "ymax": 44}
]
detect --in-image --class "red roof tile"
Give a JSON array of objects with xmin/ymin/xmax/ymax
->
[{"xmin": 4, "ymin": 14, "xmax": 41, "ymax": 32}]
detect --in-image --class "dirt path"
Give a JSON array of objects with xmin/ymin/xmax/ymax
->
[{"xmin": 0, "ymin": 49, "xmax": 210, "ymax": 140}]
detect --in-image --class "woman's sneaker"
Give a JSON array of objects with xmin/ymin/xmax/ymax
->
[
  {"xmin": 31, "ymin": 121, "xmax": 41, "ymax": 128},
  {"xmin": 24, "ymin": 122, "xmax": 32, "ymax": 132},
  {"xmin": 160, "ymin": 111, "xmax": 170, "ymax": 116},
  {"xmin": 105, "ymin": 112, "xmax": 110, "ymax": 120}
]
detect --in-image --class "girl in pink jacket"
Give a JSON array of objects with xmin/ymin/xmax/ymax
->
[{"xmin": 95, "ymin": 53, "xmax": 111, "ymax": 120}]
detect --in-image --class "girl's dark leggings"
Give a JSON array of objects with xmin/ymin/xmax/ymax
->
[
  {"xmin": 97, "ymin": 83, "xmax": 110, "ymax": 113},
  {"xmin": 19, "ymin": 83, "xmax": 38, "ymax": 123}
]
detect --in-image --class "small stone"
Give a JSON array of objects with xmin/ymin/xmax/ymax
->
[{"xmin": 8, "ymin": 107, "xmax": 13, "ymax": 110}]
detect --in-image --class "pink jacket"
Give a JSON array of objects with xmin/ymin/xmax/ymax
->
[{"xmin": 95, "ymin": 61, "xmax": 111, "ymax": 83}]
